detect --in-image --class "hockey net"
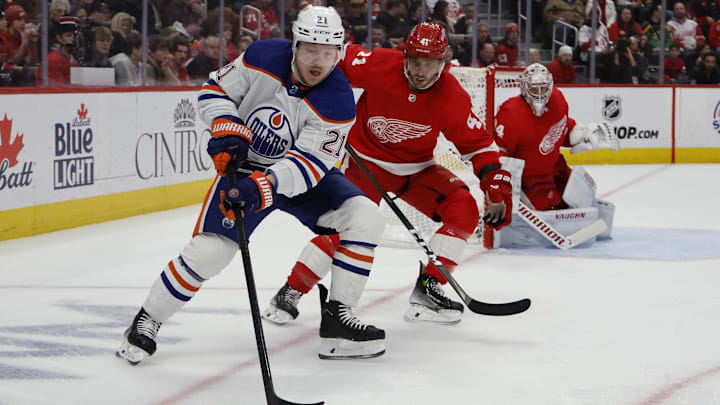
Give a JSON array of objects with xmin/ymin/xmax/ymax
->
[{"xmin": 379, "ymin": 66, "xmax": 523, "ymax": 250}]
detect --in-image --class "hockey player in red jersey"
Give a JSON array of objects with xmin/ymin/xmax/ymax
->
[
  {"xmin": 493, "ymin": 63, "xmax": 616, "ymax": 246},
  {"xmin": 263, "ymin": 22, "xmax": 514, "ymax": 326}
]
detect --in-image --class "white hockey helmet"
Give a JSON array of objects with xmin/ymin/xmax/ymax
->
[
  {"xmin": 519, "ymin": 63, "xmax": 554, "ymax": 117},
  {"xmin": 292, "ymin": 5, "xmax": 345, "ymax": 67}
]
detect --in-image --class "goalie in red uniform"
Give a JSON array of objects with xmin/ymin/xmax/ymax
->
[
  {"xmin": 263, "ymin": 22, "xmax": 513, "ymax": 326},
  {"xmin": 493, "ymin": 63, "xmax": 617, "ymax": 248}
]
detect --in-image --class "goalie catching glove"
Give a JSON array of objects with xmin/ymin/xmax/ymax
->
[
  {"xmin": 479, "ymin": 168, "xmax": 513, "ymax": 230},
  {"xmin": 569, "ymin": 122, "xmax": 619, "ymax": 154},
  {"xmin": 219, "ymin": 171, "xmax": 276, "ymax": 221},
  {"xmin": 207, "ymin": 115, "xmax": 253, "ymax": 176}
]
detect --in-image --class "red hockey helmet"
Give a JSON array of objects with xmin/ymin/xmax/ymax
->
[{"xmin": 404, "ymin": 22, "xmax": 448, "ymax": 60}]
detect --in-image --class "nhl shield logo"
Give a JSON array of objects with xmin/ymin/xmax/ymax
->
[{"xmin": 602, "ymin": 96, "xmax": 621, "ymax": 121}]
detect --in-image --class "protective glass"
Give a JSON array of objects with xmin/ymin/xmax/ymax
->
[{"xmin": 295, "ymin": 43, "xmax": 340, "ymax": 68}]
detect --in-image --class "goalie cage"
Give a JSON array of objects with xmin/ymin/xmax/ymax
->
[{"xmin": 379, "ymin": 66, "xmax": 523, "ymax": 250}]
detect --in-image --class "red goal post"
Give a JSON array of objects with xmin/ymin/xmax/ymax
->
[{"xmin": 378, "ymin": 66, "xmax": 524, "ymax": 250}]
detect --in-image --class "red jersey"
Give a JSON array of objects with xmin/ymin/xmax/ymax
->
[
  {"xmin": 494, "ymin": 88, "xmax": 576, "ymax": 187},
  {"xmin": 664, "ymin": 56, "xmax": 685, "ymax": 80},
  {"xmin": 340, "ymin": 44, "xmax": 500, "ymax": 176},
  {"xmin": 495, "ymin": 41, "xmax": 518, "ymax": 67},
  {"xmin": 0, "ymin": 31, "xmax": 28, "ymax": 64},
  {"xmin": 709, "ymin": 22, "xmax": 720, "ymax": 48},
  {"xmin": 35, "ymin": 49, "xmax": 70, "ymax": 86},
  {"xmin": 547, "ymin": 59, "xmax": 577, "ymax": 84},
  {"xmin": 242, "ymin": 7, "xmax": 279, "ymax": 40}
]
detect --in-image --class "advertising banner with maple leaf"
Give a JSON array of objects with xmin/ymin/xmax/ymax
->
[{"xmin": 0, "ymin": 91, "xmax": 214, "ymax": 213}]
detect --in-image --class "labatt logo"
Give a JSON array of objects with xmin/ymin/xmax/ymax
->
[{"xmin": 0, "ymin": 113, "xmax": 33, "ymax": 191}]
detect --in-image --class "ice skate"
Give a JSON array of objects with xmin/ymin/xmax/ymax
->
[
  {"xmin": 317, "ymin": 284, "xmax": 385, "ymax": 360},
  {"xmin": 262, "ymin": 281, "xmax": 303, "ymax": 325},
  {"xmin": 116, "ymin": 307, "xmax": 162, "ymax": 365},
  {"xmin": 404, "ymin": 263, "xmax": 464, "ymax": 324}
]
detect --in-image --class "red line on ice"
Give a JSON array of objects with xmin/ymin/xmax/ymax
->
[
  {"xmin": 640, "ymin": 364, "xmax": 720, "ymax": 405},
  {"xmin": 598, "ymin": 165, "xmax": 672, "ymax": 199}
]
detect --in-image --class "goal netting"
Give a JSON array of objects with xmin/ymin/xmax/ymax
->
[{"xmin": 379, "ymin": 66, "xmax": 523, "ymax": 250}]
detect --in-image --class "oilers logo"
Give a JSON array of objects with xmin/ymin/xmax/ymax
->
[{"xmin": 247, "ymin": 107, "xmax": 293, "ymax": 159}]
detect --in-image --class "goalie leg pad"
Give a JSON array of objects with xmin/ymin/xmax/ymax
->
[
  {"xmin": 594, "ymin": 199, "xmax": 615, "ymax": 240},
  {"xmin": 562, "ymin": 166, "xmax": 597, "ymax": 208},
  {"xmin": 497, "ymin": 207, "xmax": 599, "ymax": 249}
]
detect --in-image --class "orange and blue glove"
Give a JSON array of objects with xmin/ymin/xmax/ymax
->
[{"xmin": 207, "ymin": 115, "xmax": 253, "ymax": 176}]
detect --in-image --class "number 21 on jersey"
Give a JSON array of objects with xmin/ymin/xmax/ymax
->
[{"xmin": 320, "ymin": 129, "xmax": 347, "ymax": 158}]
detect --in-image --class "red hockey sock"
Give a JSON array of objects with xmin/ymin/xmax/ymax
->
[
  {"xmin": 287, "ymin": 262, "xmax": 321, "ymax": 294},
  {"xmin": 287, "ymin": 234, "xmax": 340, "ymax": 293},
  {"xmin": 423, "ymin": 257, "xmax": 457, "ymax": 285}
]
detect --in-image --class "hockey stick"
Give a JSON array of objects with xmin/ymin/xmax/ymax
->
[
  {"xmin": 226, "ymin": 166, "xmax": 323, "ymax": 405},
  {"xmin": 346, "ymin": 145, "xmax": 531, "ymax": 316},
  {"xmin": 516, "ymin": 201, "xmax": 607, "ymax": 249}
]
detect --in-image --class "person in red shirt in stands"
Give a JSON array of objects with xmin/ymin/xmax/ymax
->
[
  {"xmin": 664, "ymin": 43, "xmax": 687, "ymax": 83},
  {"xmin": 35, "ymin": 16, "xmax": 77, "ymax": 86},
  {"xmin": 547, "ymin": 45, "xmax": 577, "ymax": 83},
  {"xmin": 496, "ymin": 22, "xmax": 519, "ymax": 67},
  {"xmin": 608, "ymin": 7, "xmax": 642, "ymax": 44},
  {"xmin": 708, "ymin": 21, "xmax": 720, "ymax": 51},
  {"xmin": 0, "ymin": 3, "xmax": 38, "ymax": 67}
]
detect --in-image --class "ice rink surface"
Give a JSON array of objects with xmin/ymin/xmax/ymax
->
[{"xmin": 1, "ymin": 164, "xmax": 720, "ymax": 405}]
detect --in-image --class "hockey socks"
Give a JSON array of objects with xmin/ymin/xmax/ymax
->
[
  {"xmin": 143, "ymin": 256, "xmax": 204, "ymax": 323},
  {"xmin": 287, "ymin": 234, "xmax": 339, "ymax": 293},
  {"xmin": 423, "ymin": 257, "xmax": 457, "ymax": 285}
]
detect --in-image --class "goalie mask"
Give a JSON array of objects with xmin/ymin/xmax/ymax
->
[
  {"xmin": 519, "ymin": 63, "xmax": 554, "ymax": 117},
  {"xmin": 403, "ymin": 22, "xmax": 447, "ymax": 91},
  {"xmin": 291, "ymin": 5, "xmax": 344, "ymax": 85}
]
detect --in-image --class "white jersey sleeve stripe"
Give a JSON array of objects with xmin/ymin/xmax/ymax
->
[
  {"xmin": 284, "ymin": 156, "xmax": 315, "ymax": 190},
  {"xmin": 289, "ymin": 147, "xmax": 329, "ymax": 174},
  {"xmin": 286, "ymin": 151, "xmax": 322, "ymax": 183},
  {"xmin": 198, "ymin": 77, "xmax": 239, "ymax": 123}
]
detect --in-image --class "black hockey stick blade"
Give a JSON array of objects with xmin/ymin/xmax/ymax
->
[
  {"xmin": 269, "ymin": 395, "xmax": 324, "ymax": 405},
  {"xmin": 466, "ymin": 297, "xmax": 531, "ymax": 316}
]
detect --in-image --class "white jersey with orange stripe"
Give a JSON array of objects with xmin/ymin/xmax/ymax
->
[{"xmin": 198, "ymin": 39, "xmax": 356, "ymax": 198}]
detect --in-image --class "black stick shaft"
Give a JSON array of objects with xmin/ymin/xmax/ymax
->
[
  {"xmin": 225, "ymin": 168, "xmax": 324, "ymax": 405},
  {"xmin": 226, "ymin": 168, "xmax": 276, "ymax": 403}
]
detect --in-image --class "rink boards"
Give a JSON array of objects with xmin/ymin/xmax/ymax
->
[{"xmin": 0, "ymin": 85, "xmax": 719, "ymax": 240}]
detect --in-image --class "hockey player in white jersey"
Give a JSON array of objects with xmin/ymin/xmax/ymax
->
[{"xmin": 116, "ymin": 5, "xmax": 386, "ymax": 363}]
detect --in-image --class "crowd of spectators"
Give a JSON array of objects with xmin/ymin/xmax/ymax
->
[{"xmin": 0, "ymin": 0, "xmax": 719, "ymax": 87}]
